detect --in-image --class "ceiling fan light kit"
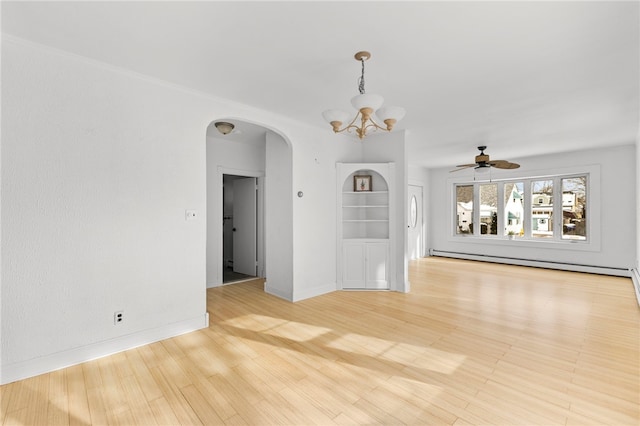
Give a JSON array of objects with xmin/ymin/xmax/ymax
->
[
  {"xmin": 450, "ymin": 146, "xmax": 520, "ymax": 173},
  {"xmin": 474, "ymin": 164, "xmax": 491, "ymax": 173},
  {"xmin": 323, "ymin": 51, "xmax": 405, "ymax": 140}
]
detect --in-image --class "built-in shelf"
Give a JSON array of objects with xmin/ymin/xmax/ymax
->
[{"xmin": 337, "ymin": 163, "xmax": 395, "ymax": 290}]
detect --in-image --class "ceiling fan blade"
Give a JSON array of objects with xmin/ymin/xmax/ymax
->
[
  {"xmin": 449, "ymin": 164, "xmax": 476, "ymax": 173},
  {"xmin": 490, "ymin": 160, "xmax": 520, "ymax": 169}
]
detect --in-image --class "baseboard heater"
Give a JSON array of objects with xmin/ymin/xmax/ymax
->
[
  {"xmin": 429, "ymin": 249, "xmax": 631, "ymax": 278},
  {"xmin": 632, "ymin": 269, "xmax": 640, "ymax": 307}
]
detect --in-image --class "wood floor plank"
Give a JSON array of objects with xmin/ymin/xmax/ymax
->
[
  {"xmin": 172, "ymin": 355, "xmax": 237, "ymax": 421},
  {"xmin": 0, "ymin": 383, "xmax": 16, "ymax": 424},
  {"xmin": 205, "ymin": 374, "xmax": 267, "ymax": 425},
  {"xmin": 179, "ymin": 384, "xmax": 224, "ymax": 425},
  {"xmin": 124, "ymin": 348, "xmax": 164, "ymax": 403},
  {"xmin": 147, "ymin": 366, "xmax": 202, "ymax": 425},
  {"xmin": 119, "ymin": 375, "xmax": 157, "ymax": 426},
  {"xmin": 66, "ymin": 364, "xmax": 91, "ymax": 426},
  {"xmin": 277, "ymin": 386, "xmax": 338, "ymax": 425},
  {"xmin": 147, "ymin": 396, "xmax": 180, "ymax": 425},
  {"xmin": 47, "ymin": 369, "xmax": 70, "ymax": 426},
  {"xmin": 85, "ymin": 387, "xmax": 108, "ymax": 426},
  {"xmin": 95, "ymin": 357, "xmax": 129, "ymax": 423}
]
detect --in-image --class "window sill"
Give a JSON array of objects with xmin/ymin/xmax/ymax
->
[{"xmin": 449, "ymin": 235, "xmax": 598, "ymax": 252}]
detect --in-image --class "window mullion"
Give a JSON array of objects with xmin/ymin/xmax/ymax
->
[
  {"xmin": 523, "ymin": 179, "xmax": 532, "ymax": 238},
  {"xmin": 473, "ymin": 184, "xmax": 480, "ymax": 236},
  {"xmin": 497, "ymin": 183, "xmax": 505, "ymax": 236},
  {"xmin": 554, "ymin": 176, "xmax": 561, "ymax": 241}
]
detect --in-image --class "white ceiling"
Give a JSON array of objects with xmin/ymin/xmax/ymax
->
[{"xmin": 3, "ymin": 1, "xmax": 638, "ymax": 168}]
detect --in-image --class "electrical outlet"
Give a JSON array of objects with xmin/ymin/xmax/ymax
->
[{"xmin": 114, "ymin": 311, "xmax": 124, "ymax": 325}]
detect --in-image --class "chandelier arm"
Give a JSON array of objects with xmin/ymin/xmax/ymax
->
[
  {"xmin": 360, "ymin": 119, "xmax": 387, "ymax": 138},
  {"xmin": 364, "ymin": 117, "xmax": 386, "ymax": 131},
  {"xmin": 332, "ymin": 112, "xmax": 390, "ymax": 140},
  {"xmin": 330, "ymin": 111, "xmax": 365, "ymax": 135}
]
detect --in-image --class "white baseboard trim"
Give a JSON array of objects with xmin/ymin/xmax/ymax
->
[
  {"xmin": 293, "ymin": 283, "xmax": 336, "ymax": 302},
  {"xmin": 1, "ymin": 313, "xmax": 209, "ymax": 385},
  {"xmin": 264, "ymin": 281, "xmax": 292, "ymax": 302},
  {"xmin": 430, "ymin": 250, "xmax": 631, "ymax": 277},
  {"xmin": 631, "ymin": 269, "xmax": 640, "ymax": 307}
]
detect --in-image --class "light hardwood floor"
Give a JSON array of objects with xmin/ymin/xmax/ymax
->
[{"xmin": 1, "ymin": 257, "xmax": 639, "ymax": 425}]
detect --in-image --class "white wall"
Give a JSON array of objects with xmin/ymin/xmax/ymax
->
[
  {"xmin": 361, "ymin": 131, "xmax": 409, "ymax": 291},
  {"xmin": 0, "ymin": 36, "xmax": 347, "ymax": 383},
  {"xmin": 427, "ymin": 144, "xmax": 637, "ymax": 271},
  {"xmin": 637, "ymin": 137, "xmax": 640, "ymax": 271},
  {"xmin": 265, "ymin": 131, "xmax": 294, "ymax": 299},
  {"xmin": 288, "ymin": 129, "xmax": 362, "ymax": 301},
  {"xmin": 1, "ymin": 37, "xmax": 211, "ymax": 383}
]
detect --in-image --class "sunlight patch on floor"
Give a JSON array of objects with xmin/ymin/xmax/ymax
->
[
  {"xmin": 328, "ymin": 334, "xmax": 466, "ymax": 374},
  {"xmin": 222, "ymin": 314, "xmax": 333, "ymax": 342}
]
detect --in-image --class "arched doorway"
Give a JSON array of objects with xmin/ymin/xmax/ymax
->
[{"xmin": 205, "ymin": 119, "xmax": 294, "ymax": 299}]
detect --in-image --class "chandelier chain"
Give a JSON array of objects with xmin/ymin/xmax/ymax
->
[{"xmin": 357, "ymin": 58, "xmax": 366, "ymax": 94}]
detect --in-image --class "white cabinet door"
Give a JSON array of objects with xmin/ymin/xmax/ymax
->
[
  {"xmin": 342, "ymin": 241, "xmax": 388, "ymax": 289},
  {"xmin": 365, "ymin": 242, "xmax": 388, "ymax": 289},
  {"xmin": 342, "ymin": 242, "xmax": 366, "ymax": 288}
]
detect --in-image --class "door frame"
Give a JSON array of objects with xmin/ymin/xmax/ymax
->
[
  {"xmin": 216, "ymin": 166, "xmax": 265, "ymax": 286},
  {"xmin": 407, "ymin": 183, "xmax": 425, "ymax": 260}
]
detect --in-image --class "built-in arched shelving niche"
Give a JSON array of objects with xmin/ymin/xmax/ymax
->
[
  {"xmin": 341, "ymin": 169, "xmax": 389, "ymax": 239},
  {"xmin": 336, "ymin": 163, "xmax": 395, "ymax": 290}
]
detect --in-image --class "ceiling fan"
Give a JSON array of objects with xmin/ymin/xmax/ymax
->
[{"xmin": 450, "ymin": 146, "xmax": 520, "ymax": 173}]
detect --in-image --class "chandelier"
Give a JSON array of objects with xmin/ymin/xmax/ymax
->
[{"xmin": 322, "ymin": 51, "xmax": 405, "ymax": 140}]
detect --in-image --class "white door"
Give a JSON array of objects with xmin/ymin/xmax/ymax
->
[
  {"xmin": 233, "ymin": 177, "xmax": 257, "ymax": 276},
  {"xmin": 408, "ymin": 185, "xmax": 423, "ymax": 260}
]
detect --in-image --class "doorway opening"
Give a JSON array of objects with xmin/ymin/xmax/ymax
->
[
  {"xmin": 206, "ymin": 119, "xmax": 293, "ymax": 298},
  {"xmin": 408, "ymin": 184, "xmax": 424, "ymax": 260},
  {"xmin": 223, "ymin": 174, "xmax": 258, "ymax": 284}
]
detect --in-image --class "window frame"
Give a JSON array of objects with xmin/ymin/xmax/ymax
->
[{"xmin": 448, "ymin": 165, "xmax": 600, "ymax": 252}]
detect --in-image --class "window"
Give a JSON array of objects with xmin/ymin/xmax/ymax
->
[
  {"xmin": 454, "ymin": 174, "xmax": 588, "ymax": 243},
  {"xmin": 562, "ymin": 176, "xmax": 587, "ymax": 241},
  {"xmin": 480, "ymin": 184, "xmax": 497, "ymax": 235},
  {"xmin": 456, "ymin": 185, "xmax": 473, "ymax": 234},
  {"xmin": 504, "ymin": 182, "xmax": 524, "ymax": 235},
  {"xmin": 532, "ymin": 180, "xmax": 553, "ymax": 238}
]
